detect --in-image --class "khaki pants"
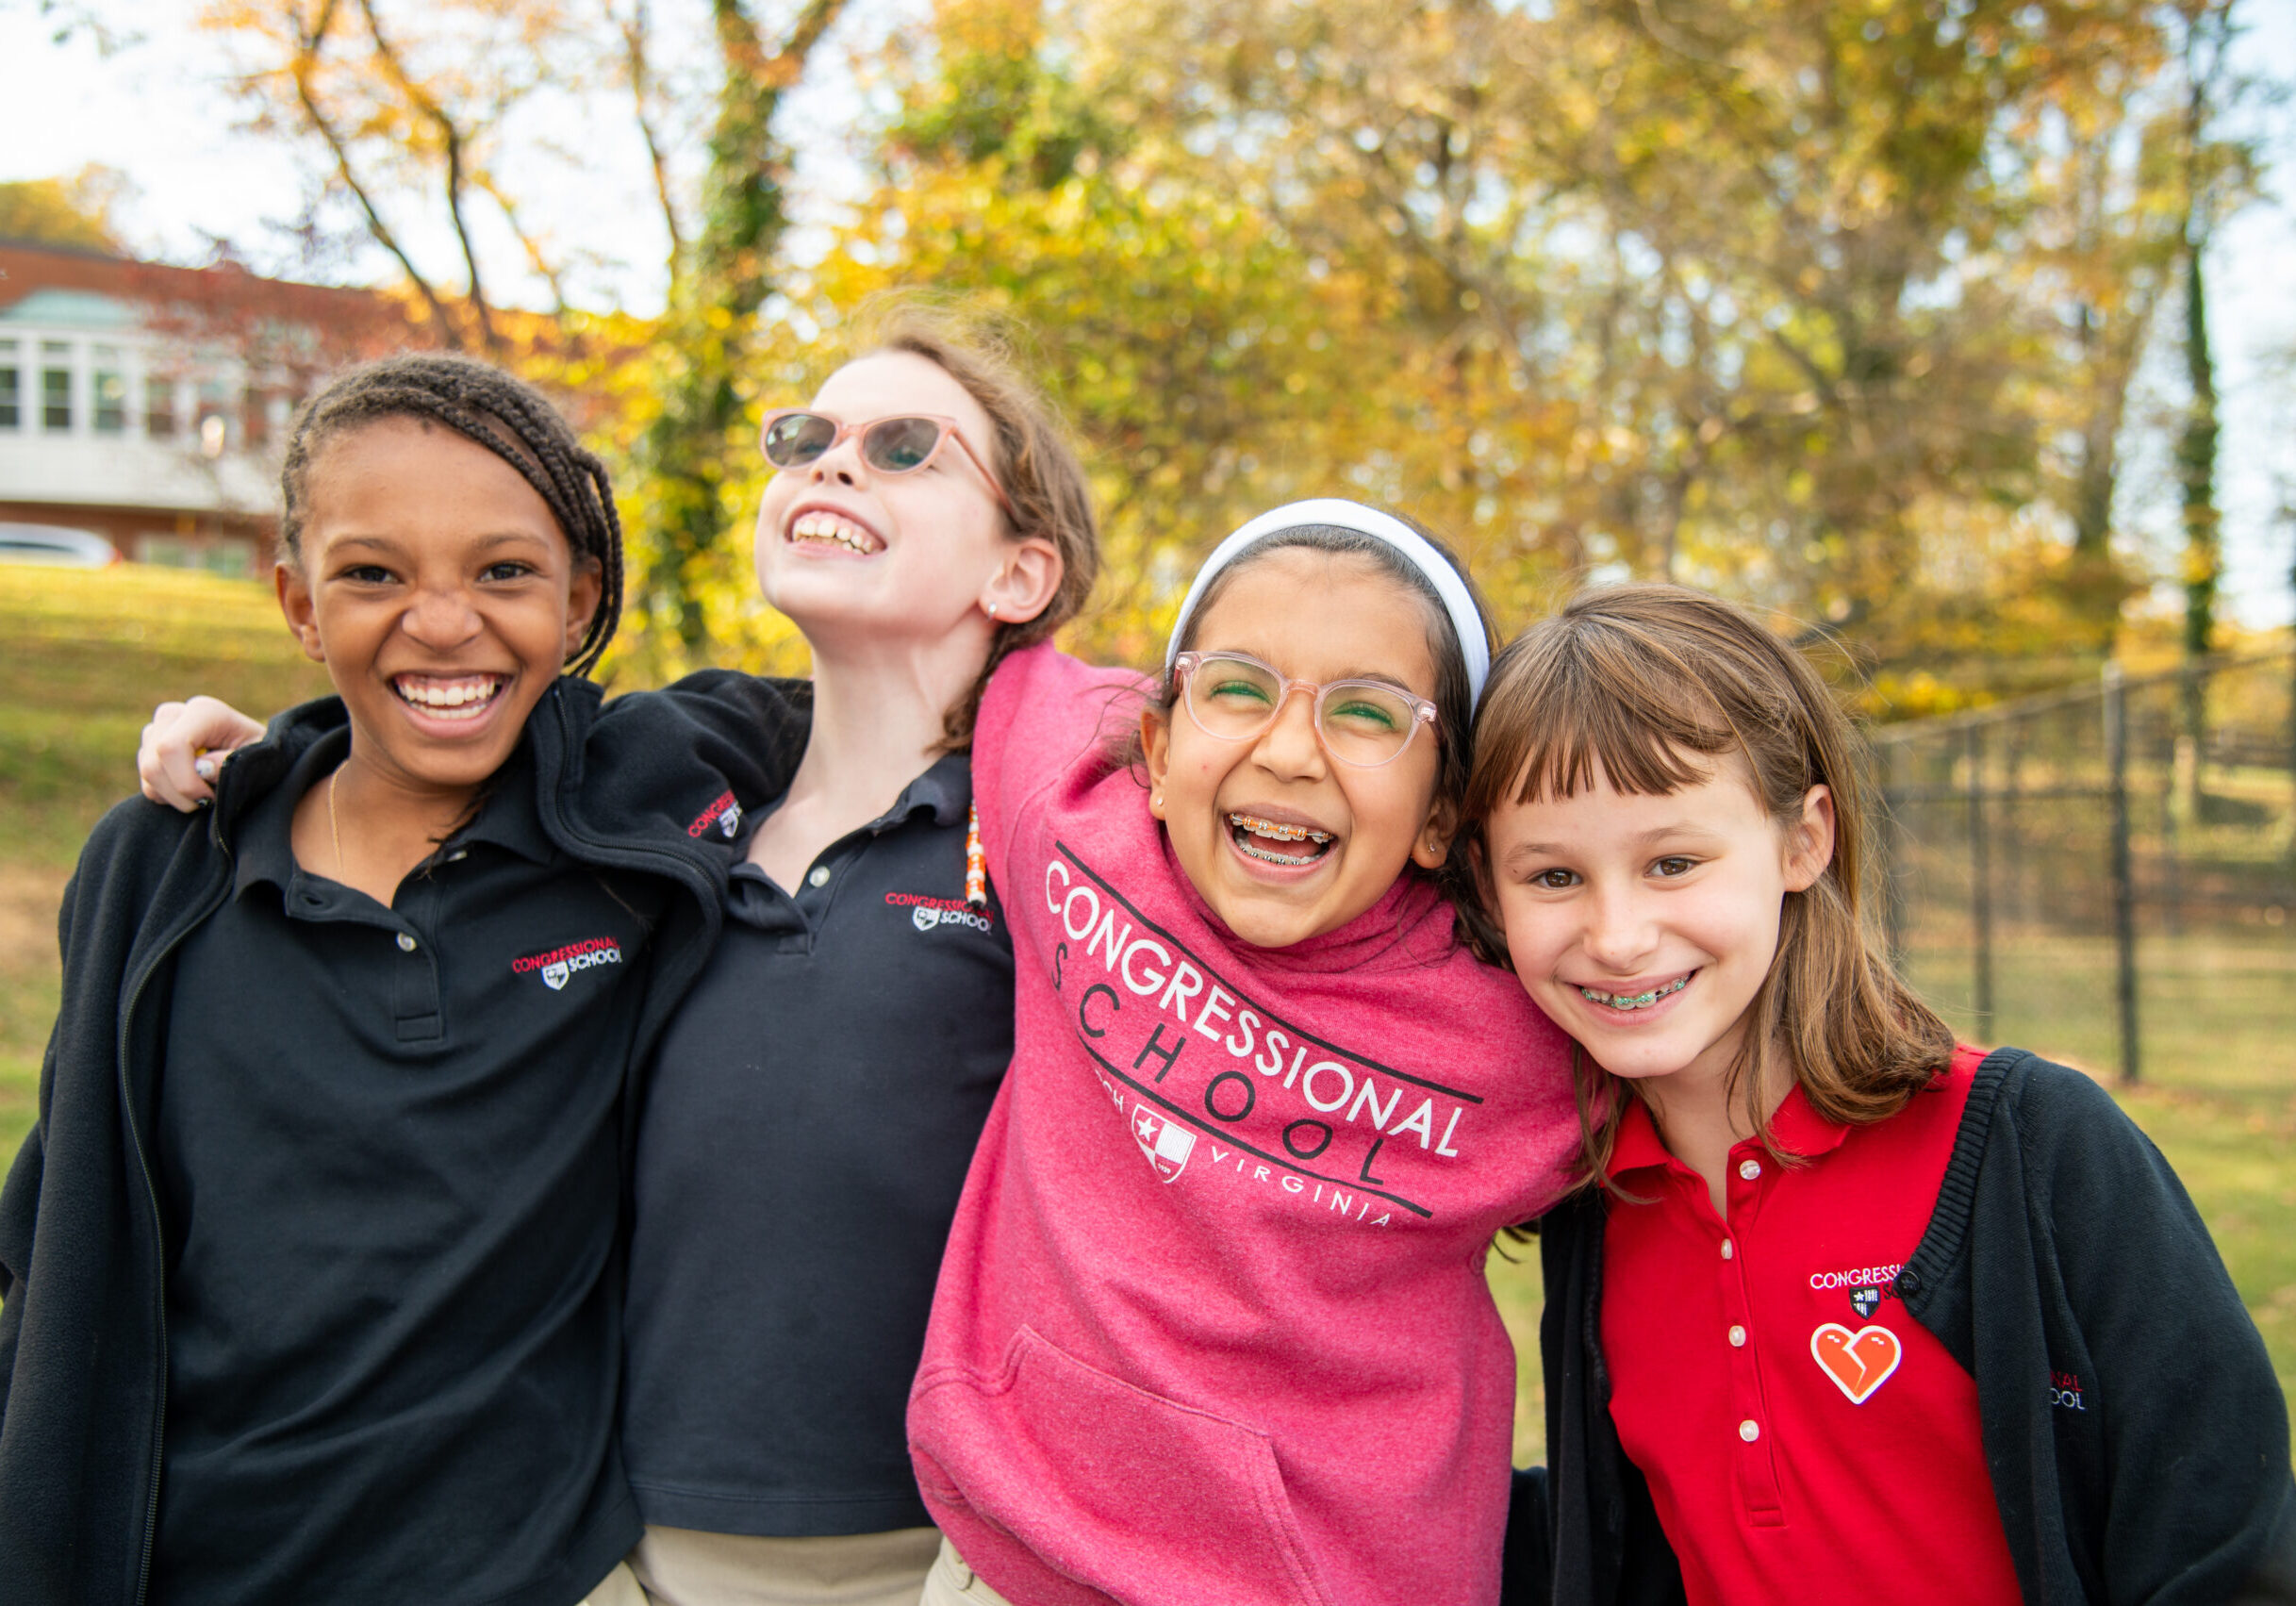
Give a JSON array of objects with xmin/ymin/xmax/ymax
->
[
  {"xmin": 914, "ymin": 1539, "xmax": 1018, "ymax": 1606},
  {"xmin": 586, "ymin": 1525, "xmax": 942, "ymax": 1606}
]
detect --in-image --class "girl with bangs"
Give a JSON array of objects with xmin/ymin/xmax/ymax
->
[
  {"xmin": 1467, "ymin": 585, "xmax": 2295, "ymax": 1606},
  {"xmin": 135, "ymin": 337, "xmax": 1587, "ymax": 1602}
]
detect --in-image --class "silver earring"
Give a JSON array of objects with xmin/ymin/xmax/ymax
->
[{"xmin": 985, "ymin": 602, "xmax": 999, "ymax": 620}]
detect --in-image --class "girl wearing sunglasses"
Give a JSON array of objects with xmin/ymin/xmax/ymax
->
[
  {"xmin": 905, "ymin": 500, "xmax": 1580, "ymax": 1606},
  {"xmin": 138, "ymin": 351, "xmax": 1584, "ymax": 1605},
  {"xmin": 135, "ymin": 306, "xmax": 1099, "ymax": 1606}
]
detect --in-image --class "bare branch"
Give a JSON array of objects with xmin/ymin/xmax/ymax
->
[
  {"xmin": 1630, "ymin": 0, "xmax": 1728, "ymax": 66},
  {"xmin": 472, "ymin": 173, "xmax": 570, "ymax": 318},
  {"xmin": 764, "ymin": 0, "xmax": 848, "ymax": 90},
  {"xmin": 354, "ymin": 0, "xmax": 499, "ymax": 352},
  {"xmin": 618, "ymin": 0, "xmax": 685, "ymax": 271},
  {"xmin": 285, "ymin": 0, "xmax": 464, "ymax": 345}
]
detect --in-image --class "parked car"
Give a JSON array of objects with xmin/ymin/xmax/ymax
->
[{"xmin": 0, "ymin": 523, "xmax": 121, "ymax": 567}]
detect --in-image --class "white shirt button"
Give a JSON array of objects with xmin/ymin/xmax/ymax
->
[
  {"xmin": 806, "ymin": 865, "xmax": 832, "ymax": 887},
  {"xmin": 1728, "ymin": 1325, "xmax": 1747, "ymax": 1347},
  {"xmin": 1739, "ymin": 1419, "xmax": 1760, "ymax": 1443},
  {"xmin": 396, "ymin": 933, "xmax": 418, "ymax": 952},
  {"xmin": 1739, "ymin": 1158, "xmax": 1762, "ymax": 1181},
  {"xmin": 1720, "ymin": 1239, "xmax": 1734, "ymax": 1260}
]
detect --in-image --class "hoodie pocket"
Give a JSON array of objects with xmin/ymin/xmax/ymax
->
[{"xmin": 911, "ymin": 1326, "xmax": 1333, "ymax": 1606}]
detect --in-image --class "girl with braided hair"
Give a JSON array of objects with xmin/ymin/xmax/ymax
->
[
  {"xmin": 117, "ymin": 310, "xmax": 1101, "ymax": 1606},
  {"xmin": 0, "ymin": 353, "xmax": 798, "ymax": 1606}
]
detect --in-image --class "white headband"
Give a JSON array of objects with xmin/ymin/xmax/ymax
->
[{"xmin": 1162, "ymin": 498, "xmax": 1491, "ymax": 705}]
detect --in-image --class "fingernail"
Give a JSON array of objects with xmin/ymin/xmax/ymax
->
[{"xmin": 194, "ymin": 756, "xmax": 218, "ymax": 781}]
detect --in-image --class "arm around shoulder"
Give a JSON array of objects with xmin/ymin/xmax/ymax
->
[
  {"xmin": 970, "ymin": 643, "xmax": 1150, "ymax": 857},
  {"xmin": 588, "ymin": 672, "xmax": 813, "ymax": 813}
]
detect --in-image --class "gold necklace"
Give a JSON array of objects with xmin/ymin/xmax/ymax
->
[{"xmin": 328, "ymin": 767, "xmax": 345, "ymax": 880}]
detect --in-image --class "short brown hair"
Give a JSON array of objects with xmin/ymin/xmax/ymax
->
[
  {"xmin": 1462, "ymin": 584, "xmax": 1953, "ymax": 1190},
  {"xmin": 846, "ymin": 298, "xmax": 1101, "ymax": 750}
]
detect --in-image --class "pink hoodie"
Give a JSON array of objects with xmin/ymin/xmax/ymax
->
[{"xmin": 909, "ymin": 646, "xmax": 1579, "ymax": 1606}]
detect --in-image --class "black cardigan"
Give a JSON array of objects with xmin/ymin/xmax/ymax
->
[
  {"xmin": 0, "ymin": 672, "xmax": 807, "ymax": 1606},
  {"xmin": 1512, "ymin": 1047, "xmax": 2296, "ymax": 1606}
]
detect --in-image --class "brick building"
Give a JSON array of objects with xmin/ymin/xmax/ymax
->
[{"xmin": 0, "ymin": 240, "xmax": 421, "ymax": 574}]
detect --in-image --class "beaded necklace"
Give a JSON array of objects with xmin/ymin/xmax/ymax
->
[{"xmin": 965, "ymin": 802, "xmax": 987, "ymax": 909}]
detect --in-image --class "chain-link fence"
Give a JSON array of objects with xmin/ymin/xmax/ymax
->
[{"xmin": 1872, "ymin": 653, "xmax": 2296, "ymax": 1086}]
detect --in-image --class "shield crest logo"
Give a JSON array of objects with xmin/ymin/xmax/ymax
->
[
  {"xmin": 541, "ymin": 960, "xmax": 570, "ymax": 991},
  {"xmin": 1849, "ymin": 1285, "xmax": 1882, "ymax": 1320},
  {"xmin": 912, "ymin": 905, "xmax": 942, "ymax": 932},
  {"xmin": 719, "ymin": 803, "xmax": 742, "ymax": 839},
  {"xmin": 1129, "ymin": 1105, "xmax": 1196, "ymax": 1183}
]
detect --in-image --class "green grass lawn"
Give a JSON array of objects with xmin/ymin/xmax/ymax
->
[
  {"xmin": 1899, "ymin": 927, "xmax": 2296, "ymax": 1435},
  {"xmin": 0, "ymin": 566, "xmax": 332, "ymax": 1158},
  {"xmin": 4, "ymin": 565, "xmax": 2289, "ymax": 1472}
]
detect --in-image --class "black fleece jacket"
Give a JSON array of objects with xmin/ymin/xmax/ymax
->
[
  {"xmin": 0, "ymin": 671, "xmax": 807, "ymax": 1606},
  {"xmin": 1512, "ymin": 1047, "xmax": 2296, "ymax": 1606}
]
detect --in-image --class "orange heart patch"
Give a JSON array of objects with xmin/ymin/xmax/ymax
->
[{"xmin": 1809, "ymin": 1323, "xmax": 1903, "ymax": 1404}]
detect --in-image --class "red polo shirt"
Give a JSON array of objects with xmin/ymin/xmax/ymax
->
[{"xmin": 1600, "ymin": 1047, "xmax": 2022, "ymax": 1606}]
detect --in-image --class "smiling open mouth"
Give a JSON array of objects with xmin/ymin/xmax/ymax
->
[
  {"xmin": 787, "ymin": 511, "xmax": 882, "ymax": 554},
  {"xmin": 394, "ymin": 673, "xmax": 509, "ymax": 721},
  {"xmin": 1228, "ymin": 812, "xmax": 1334, "ymax": 867},
  {"xmin": 1578, "ymin": 974, "xmax": 1692, "ymax": 1011}
]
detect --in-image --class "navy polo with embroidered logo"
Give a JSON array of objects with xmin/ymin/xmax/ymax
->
[
  {"xmin": 150, "ymin": 726, "xmax": 669, "ymax": 1606},
  {"xmin": 1597, "ymin": 1048, "xmax": 2022, "ymax": 1606},
  {"xmin": 621, "ymin": 750, "xmax": 1011, "ymax": 1536}
]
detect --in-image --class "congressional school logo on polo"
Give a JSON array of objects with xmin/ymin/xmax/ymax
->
[
  {"xmin": 886, "ymin": 890, "xmax": 996, "ymax": 934},
  {"xmin": 511, "ymin": 936, "xmax": 624, "ymax": 991},
  {"xmin": 686, "ymin": 790, "xmax": 743, "ymax": 839}
]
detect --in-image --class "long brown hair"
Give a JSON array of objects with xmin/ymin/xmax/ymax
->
[
  {"xmin": 842, "ymin": 297, "xmax": 1101, "ymax": 750},
  {"xmin": 1461, "ymin": 584, "xmax": 1953, "ymax": 1190}
]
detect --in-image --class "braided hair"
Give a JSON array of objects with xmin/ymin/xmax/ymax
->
[{"xmin": 279, "ymin": 353, "xmax": 624, "ymax": 677}]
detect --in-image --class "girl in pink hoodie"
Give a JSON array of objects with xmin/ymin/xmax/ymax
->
[{"xmin": 910, "ymin": 500, "xmax": 1580, "ymax": 1606}]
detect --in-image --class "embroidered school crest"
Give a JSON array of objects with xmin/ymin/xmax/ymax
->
[
  {"xmin": 1849, "ymin": 1284, "xmax": 1883, "ymax": 1319},
  {"xmin": 913, "ymin": 905, "xmax": 942, "ymax": 932},
  {"xmin": 511, "ymin": 936, "xmax": 623, "ymax": 991},
  {"xmin": 1130, "ymin": 1105, "xmax": 1197, "ymax": 1183}
]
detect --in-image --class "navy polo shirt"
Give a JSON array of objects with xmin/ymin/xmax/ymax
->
[
  {"xmin": 151, "ymin": 727, "xmax": 667, "ymax": 1606},
  {"xmin": 621, "ymin": 751, "xmax": 1013, "ymax": 1536}
]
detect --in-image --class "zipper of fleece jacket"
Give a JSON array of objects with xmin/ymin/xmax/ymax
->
[{"xmin": 120, "ymin": 808, "xmax": 238, "ymax": 1606}]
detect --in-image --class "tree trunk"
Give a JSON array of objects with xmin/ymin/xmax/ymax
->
[
  {"xmin": 636, "ymin": 0, "xmax": 848, "ymax": 659},
  {"xmin": 2176, "ymin": 230, "xmax": 2218, "ymax": 751}
]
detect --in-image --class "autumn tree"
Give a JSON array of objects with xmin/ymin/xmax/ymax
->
[
  {"xmin": 2160, "ymin": 0, "xmax": 2265, "ymax": 688},
  {"xmin": 636, "ymin": 0, "xmax": 847, "ymax": 662},
  {"xmin": 170, "ymin": 0, "xmax": 2277, "ymax": 703},
  {"xmin": 0, "ymin": 167, "xmax": 132, "ymax": 252},
  {"xmin": 187, "ymin": 0, "xmax": 852, "ymax": 669},
  {"xmin": 2027, "ymin": 57, "xmax": 2185, "ymax": 655}
]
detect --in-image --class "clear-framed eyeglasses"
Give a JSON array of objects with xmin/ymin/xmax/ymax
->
[{"xmin": 1172, "ymin": 650, "xmax": 1440, "ymax": 769}]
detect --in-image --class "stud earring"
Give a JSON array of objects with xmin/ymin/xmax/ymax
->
[{"xmin": 985, "ymin": 601, "xmax": 999, "ymax": 621}]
